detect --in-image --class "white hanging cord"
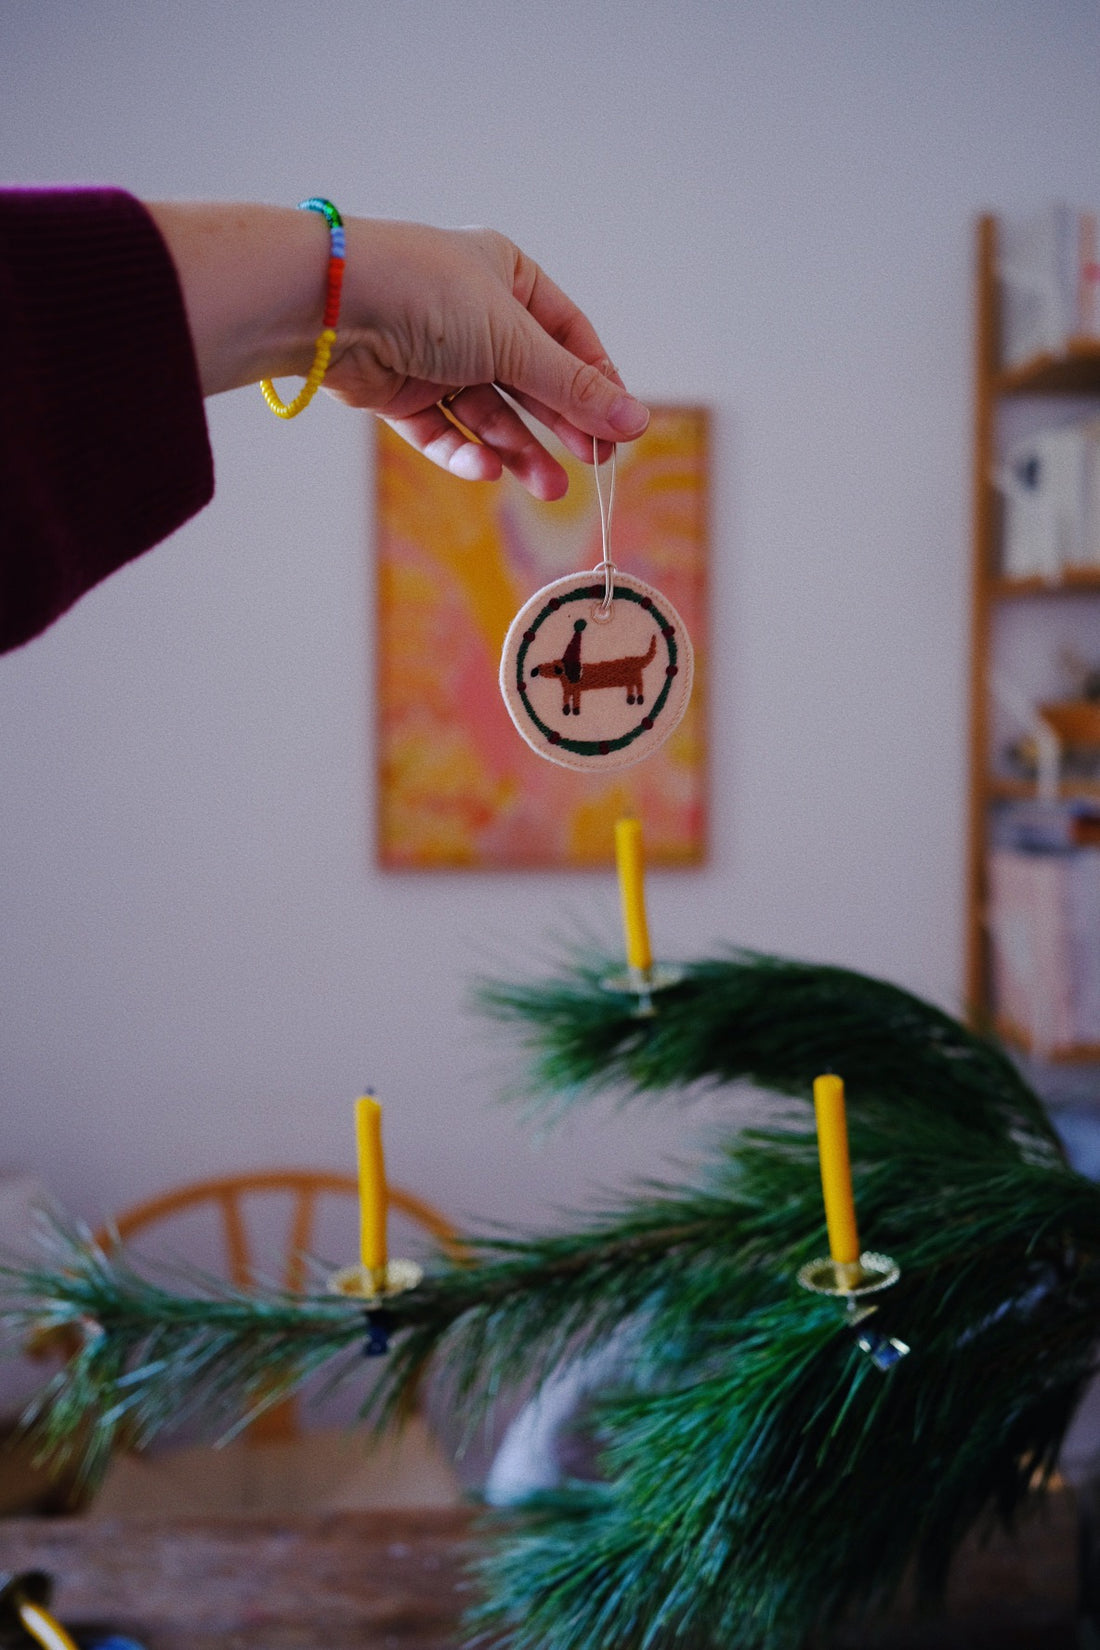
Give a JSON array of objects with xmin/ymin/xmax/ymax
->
[{"xmin": 593, "ymin": 436, "xmax": 617, "ymax": 619}]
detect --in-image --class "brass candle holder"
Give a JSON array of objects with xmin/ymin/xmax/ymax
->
[
  {"xmin": 797, "ymin": 1251, "xmax": 898, "ymax": 1298},
  {"xmin": 600, "ymin": 962, "xmax": 685, "ymax": 1018},
  {"xmin": 797, "ymin": 1251, "xmax": 910, "ymax": 1370},
  {"xmin": 327, "ymin": 1259, "xmax": 424, "ymax": 1356},
  {"xmin": 328, "ymin": 1258, "xmax": 423, "ymax": 1303}
]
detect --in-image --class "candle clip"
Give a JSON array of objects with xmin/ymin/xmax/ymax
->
[
  {"xmin": 328, "ymin": 1259, "xmax": 423, "ymax": 1357},
  {"xmin": 852, "ymin": 1312, "xmax": 911, "ymax": 1371},
  {"xmin": 599, "ymin": 962, "xmax": 685, "ymax": 1018},
  {"xmin": 361, "ymin": 1307, "xmax": 395, "ymax": 1357},
  {"xmin": 796, "ymin": 1251, "xmax": 910, "ymax": 1370}
]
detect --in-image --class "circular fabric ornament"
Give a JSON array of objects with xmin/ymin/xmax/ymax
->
[{"xmin": 499, "ymin": 569, "xmax": 694, "ymax": 771}]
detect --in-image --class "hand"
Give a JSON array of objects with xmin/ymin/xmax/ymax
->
[
  {"xmin": 326, "ymin": 219, "xmax": 650, "ymax": 499},
  {"xmin": 150, "ymin": 203, "xmax": 649, "ymax": 502}
]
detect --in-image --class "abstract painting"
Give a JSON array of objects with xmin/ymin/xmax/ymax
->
[{"xmin": 374, "ymin": 405, "xmax": 708, "ymax": 869}]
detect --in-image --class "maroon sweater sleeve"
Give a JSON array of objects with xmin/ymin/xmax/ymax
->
[{"xmin": 0, "ymin": 187, "xmax": 215, "ymax": 652}]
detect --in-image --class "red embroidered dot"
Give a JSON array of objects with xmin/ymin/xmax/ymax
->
[{"xmin": 666, "ymin": 664, "xmax": 678, "ymax": 677}]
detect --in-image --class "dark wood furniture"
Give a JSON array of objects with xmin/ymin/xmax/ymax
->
[
  {"xmin": 0, "ymin": 1489, "xmax": 1084, "ymax": 1649},
  {"xmin": 0, "ymin": 1509, "xmax": 476, "ymax": 1650}
]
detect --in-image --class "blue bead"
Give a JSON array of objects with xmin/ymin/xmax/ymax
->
[{"xmin": 330, "ymin": 226, "xmax": 346, "ymax": 257}]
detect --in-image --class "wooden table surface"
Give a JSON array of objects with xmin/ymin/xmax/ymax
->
[
  {"xmin": 0, "ymin": 1509, "xmax": 477, "ymax": 1650},
  {"xmin": 0, "ymin": 1492, "xmax": 1084, "ymax": 1649}
]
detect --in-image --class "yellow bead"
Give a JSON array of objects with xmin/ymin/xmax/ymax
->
[{"xmin": 259, "ymin": 321, "xmax": 334, "ymax": 420}]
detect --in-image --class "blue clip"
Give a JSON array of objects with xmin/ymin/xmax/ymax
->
[
  {"xmin": 363, "ymin": 1308, "xmax": 393, "ymax": 1357},
  {"xmin": 854, "ymin": 1323, "xmax": 910, "ymax": 1371}
]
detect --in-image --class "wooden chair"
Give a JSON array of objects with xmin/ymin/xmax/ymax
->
[{"xmin": 93, "ymin": 1168, "xmax": 460, "ymax": 1445}]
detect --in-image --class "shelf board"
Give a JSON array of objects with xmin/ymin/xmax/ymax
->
[
  {"xmin": 996, "ymin": 339, "xmax": 1100, "ymax": 395},
  {"xmin": 990, "ymin": 568, "xmax": 1100, "ymax": 597},
  {"xmin": 996, "ymin": 1017, "xmax": 1100, "ymax": 1064},
  {"xmin": 987, "ymin": 777, "xmax": 1100, "ymax": 802}
]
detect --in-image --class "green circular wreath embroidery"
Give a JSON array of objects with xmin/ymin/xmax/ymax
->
[{"xmin": 515, "ymin": 583, "xmax": 680, "ymax": 755}]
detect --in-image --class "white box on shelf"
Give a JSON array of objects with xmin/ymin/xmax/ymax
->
[
  {"xmin": 998, "ymin": 424, "xmax": 1091, "ymax": 578},
  {"xmin": 1069, "ymin": 850, "xmax": 1100, "ymax": 1043},
  {"xmin": 998, "ymin": 204, "xmax": 1078, "ymax": 369},
  {"xmin": 1081, "ymin": 417, "xmax": 1100, "ymax": 568},
  {"xmin": 988, "ymin": 845, "xmax": 1100, "ymax": 1052},
  {"xmin": 1077, "ymin": 211, "xmax": 1100, "ymax": 343}
]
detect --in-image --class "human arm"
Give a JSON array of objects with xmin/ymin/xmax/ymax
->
[
  {"xmin": 145, "ymin": 202, "xmax": 649, "ymax": 501},
  {"xmin": 1, "ymin": 190, "xmax": 647, "ymax": 652}
]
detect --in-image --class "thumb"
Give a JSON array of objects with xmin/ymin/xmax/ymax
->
[{"xmin": 507, "ymin": 310, "xmax": 650, "ymax": 442}]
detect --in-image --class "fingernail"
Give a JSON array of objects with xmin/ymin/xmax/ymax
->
[{"xmin": 608, "ymin": 394, "xmax": 649, "ymax": 435}]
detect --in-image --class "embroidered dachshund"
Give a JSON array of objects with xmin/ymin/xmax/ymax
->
[{"xmin": 530, "ymin": 619, "xmax": 657, "ymax": 716}]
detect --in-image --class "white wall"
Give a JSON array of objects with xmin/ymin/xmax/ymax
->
[{"xmin": 2, "ymin": 1, "xmax": 1100, "ymax": 1241}]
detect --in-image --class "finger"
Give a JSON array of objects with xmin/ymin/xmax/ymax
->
[
  {"xmin": 384, "ymin": 388, "xmax": 570, "ymax": 500},
  {"xmin": 503, "ymin": 385, "xmax": 617, "ymax": 467},
  {"xmin": 509, "ymin": 254, "xmax": 650, "ymax": 442},
  {"xmin": 384, "ymin": 370, "xmax": 618, "ymax": 467},
  {"xmin": 513, "ymin": 250, "xmax": 608, "ymax": 363},
  {"xmin": 507, "ymin": 351, "xmax": 623, "ymax": 464},
  {"xmin": 501, "ymin": 304, "xmax": 649, "ymax": 446},
  {"xmin": 384, "ymin": 405, "xmax": 504, "ymax": 485},
  {"xmin": 443, "ymin": 384, "xmax": 571, "ymax": 498}
]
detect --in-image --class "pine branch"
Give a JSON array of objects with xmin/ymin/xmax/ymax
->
[
  {"xmin": 459, "ymin": 950, "xmax": 1096, "ymax": 1647},
  {"xmin": 0, "ymin": 1222, "xmax": 374, "ymax": 1481},
  {"xmin": 3, "ymin": 952, "xmax": 1096, "ymax": 1650},
  {"xmin": 468, "ymin": 1267, "xmax": 1096, "ymax": 1650},
  {"xmin": 477, "ymin": 950, "xmax": 1058, "ymax": 1153}
]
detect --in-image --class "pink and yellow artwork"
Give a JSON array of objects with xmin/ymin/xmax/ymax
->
[{"xmin": 374, "ymin": 405, "xmax": 708, "ymax": 869}]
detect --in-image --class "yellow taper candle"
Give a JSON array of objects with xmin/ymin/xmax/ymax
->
[
  {"xmin": 17, "ymin": 1598, "xmax": 80, "ymax": 1650},
  {"xmin": 355, "ymin": 1093, "xmax": 388, "ymax": 1284},
  {"xmin": 615, "ymin": 816, "xmax": 653, "ymax": 973},
  {"xmin": 812, "ymin": 1074, "xmax": 860, "ymax": 1267},
  {"xmin": 16, "ymin": 1598, "xmax": 80, "ymax": 1650}
]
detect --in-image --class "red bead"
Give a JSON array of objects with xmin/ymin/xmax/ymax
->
[{"xmin": 323, "ymin": 260, "xmax": 346, "ymax": 327}]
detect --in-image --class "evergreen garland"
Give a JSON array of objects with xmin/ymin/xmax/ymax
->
[{"xmin": 3, "ymin": 950, "xmax": 1099, "ymax": 1649}]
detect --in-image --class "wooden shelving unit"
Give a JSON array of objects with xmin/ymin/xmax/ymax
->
[{"xmin": 966, "ymin": 214, "xmax": 1100, "ymax": 1062}]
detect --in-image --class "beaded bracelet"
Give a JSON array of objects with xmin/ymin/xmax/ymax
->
[{"xmin": 260, "ymin": 197, "xmax": 346, "ymax": 419}]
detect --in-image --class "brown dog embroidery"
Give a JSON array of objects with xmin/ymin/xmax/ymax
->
[{"xmin": 530, "ymin": 619, "xmax": 657, "ymax": 716}]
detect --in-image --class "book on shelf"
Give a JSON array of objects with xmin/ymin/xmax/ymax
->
[
  {"xmin": 987, "ymin": 841, "xmax": 1100, "ymax": 1052},
  {"xmin": 996, "ymin": 417, "xmax": 1100, "ymax": 579},
  {"xmin": 997, "ymin": 203, "xmax": 1100, "ymax": 369},
  {"xmin": 992, "ymin": 798, "xmax": 1100, "ymax": 851}
]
